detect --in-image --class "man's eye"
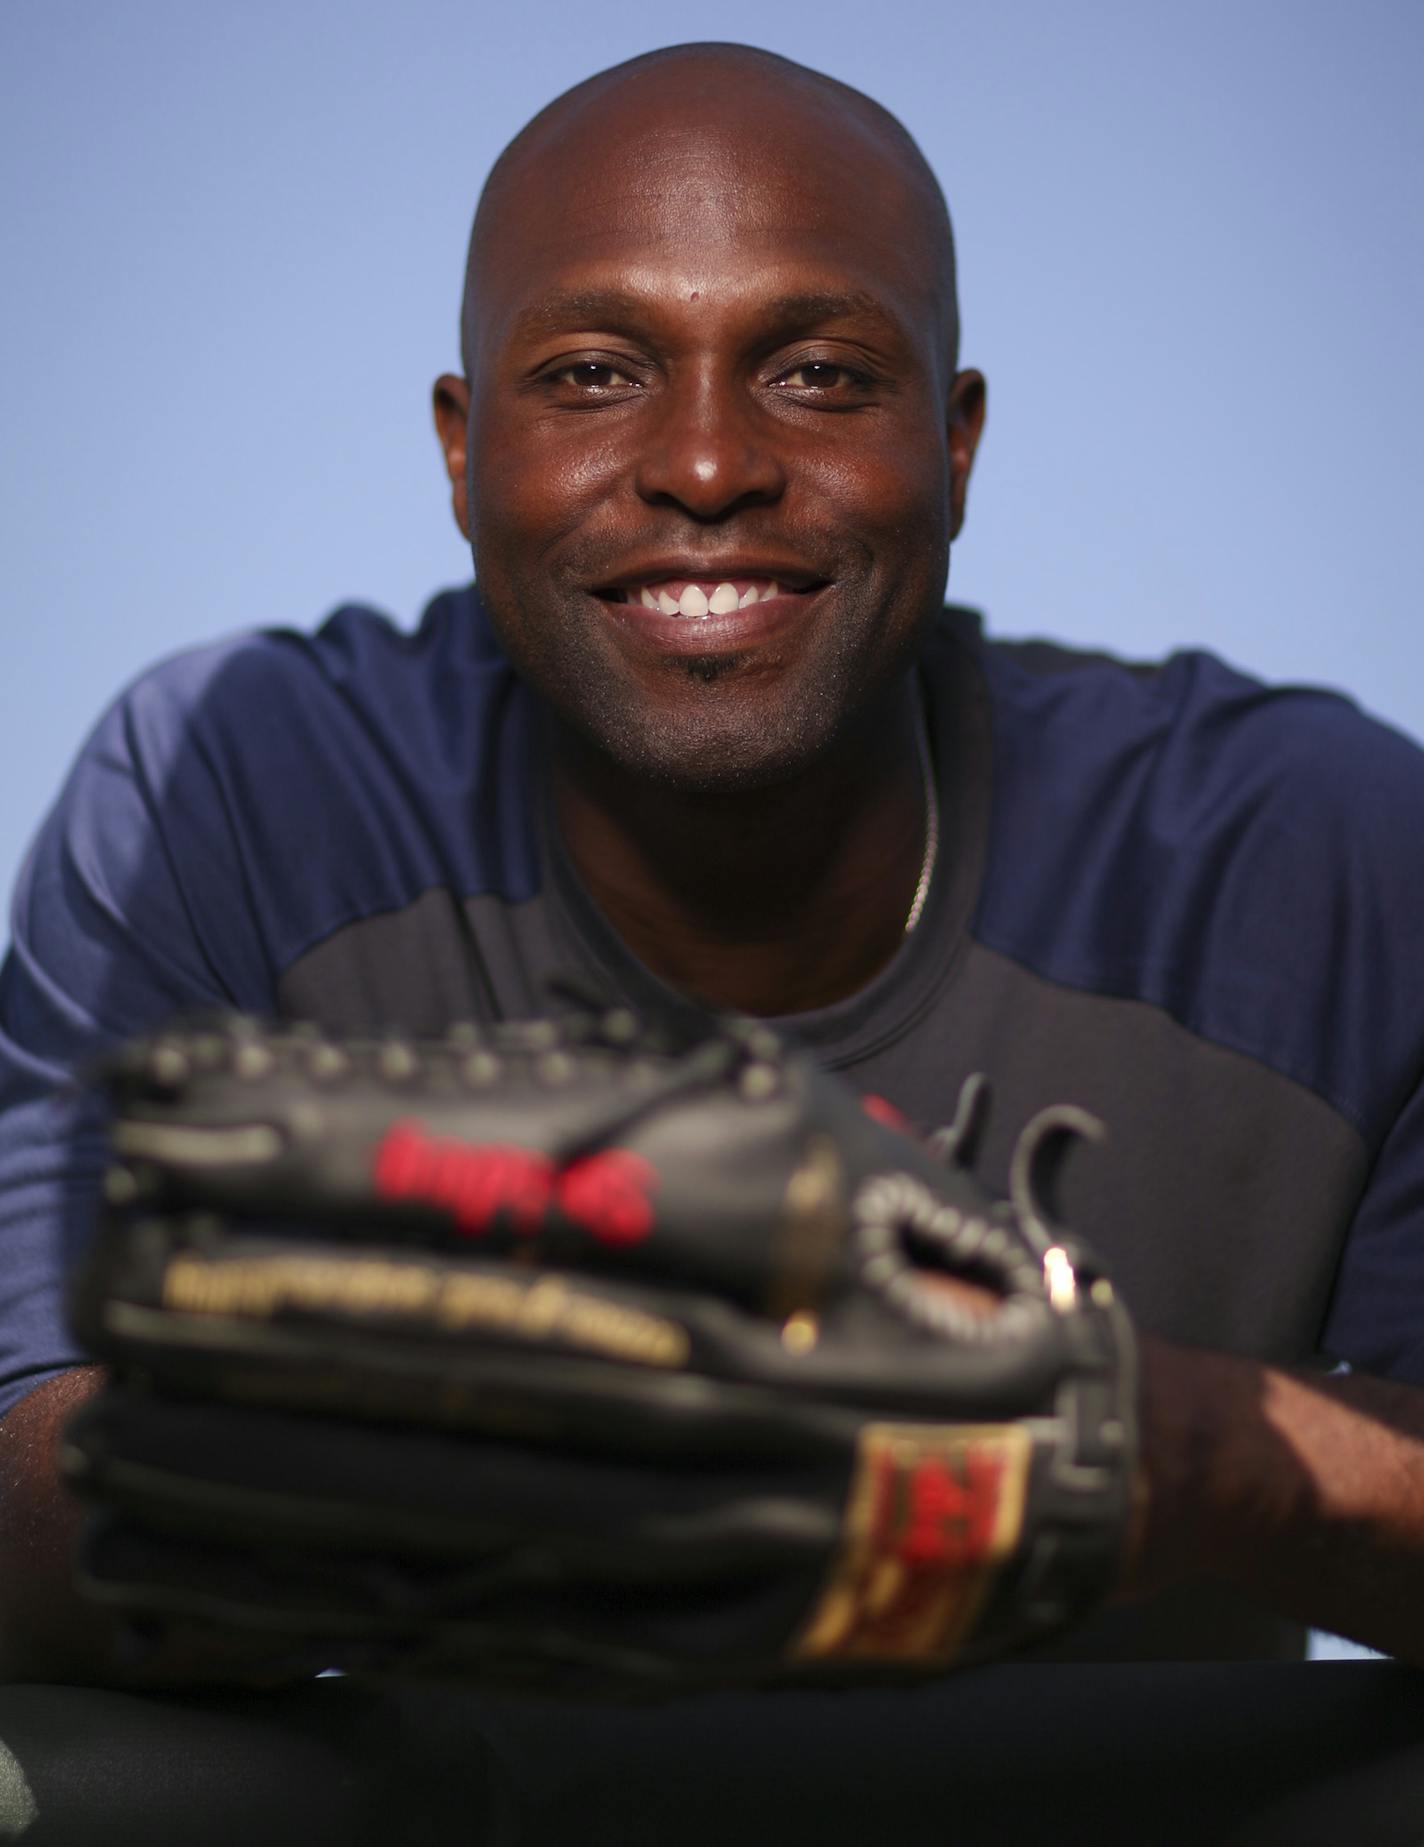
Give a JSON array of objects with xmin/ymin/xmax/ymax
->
[
  {"xmin": 773, "ymin": 361, "xmax": 873, "ymax": 395},
  {"xmin": 549, "ymin": 362, "xmax": 637, "ymax": 394}
]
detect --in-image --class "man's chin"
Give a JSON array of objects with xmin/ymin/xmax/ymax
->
[
  {"xmin": 487, "ymin": 587, "xmax": 914, "ymax": 795},
  {"xmin": 562, "ymin": 687, "xmax": 863, "ymax": 799}
]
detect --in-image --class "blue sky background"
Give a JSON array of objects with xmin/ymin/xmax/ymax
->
[{"xmin": 2, "ymin": 0, "xmax": 1421, "ymax": 900}]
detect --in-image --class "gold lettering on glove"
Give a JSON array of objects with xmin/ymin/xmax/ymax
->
[
  {"xmin": 767, "ymin": 1133, "xmax": 845, "ymax": 1319},
  {"xmin": 159, "ymin": 1253, "xmax": 688, "ymax": 1368}
]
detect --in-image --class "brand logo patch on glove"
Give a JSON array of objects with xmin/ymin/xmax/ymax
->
[{"xmin": 792, "ymin": 1422, "xmax": 1032, "ymax": 1665}]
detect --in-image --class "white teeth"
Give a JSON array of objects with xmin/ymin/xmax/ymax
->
[
  {"xmin": 628, "ymin": 577, "xmax": 795, "ymax": 616},
  {"xmin": 708, "ymin": 581, "xmax": 740, "ymax": 615}
]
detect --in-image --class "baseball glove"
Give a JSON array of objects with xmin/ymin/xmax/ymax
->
[{"xmin": 64, "ymin": 1004, "xmax": 1138, "ymax": 1695}]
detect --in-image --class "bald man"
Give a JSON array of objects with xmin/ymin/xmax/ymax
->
[{"xmin": 4, "ymin": 43, "xmax": 1424, "ymax": 1685}]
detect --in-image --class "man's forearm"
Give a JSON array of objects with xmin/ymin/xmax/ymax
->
[
  {"xmin": 1126, "ymin": 1338, "xmax": 1424, "ymax": 1661},
  {"xmin": 0, "ymin": 1368, "xmax": 312, "ymax": 1689},
  {"xmin": 0, "ymin": 1366, "xmax": 116, "ymax": 1684}
]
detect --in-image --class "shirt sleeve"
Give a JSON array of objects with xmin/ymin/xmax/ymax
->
[
  {"xmin": 1322, "ymin": 1064, "xmax": 1424, "ymax": 1383},
  {"xmin": 0, "ymin": 651, "xmax": 276, "ymax": 1421}
]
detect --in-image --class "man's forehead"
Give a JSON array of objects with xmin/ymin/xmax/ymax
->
[
  {"xmin": 462, "ymin": 47, "xmax": 958, "ymax": 370},
  {"xmin": 479, "ymin": 114, "xmax": 927, "ymax": 257},
  {"xmin": 476, "ymin": 132, "xmax": 933, "ymax": 324}
]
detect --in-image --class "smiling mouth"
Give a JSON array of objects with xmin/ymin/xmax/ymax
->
[{"xmin": 595, "ymin": 576, "xmax": 823, "ymax": 619}]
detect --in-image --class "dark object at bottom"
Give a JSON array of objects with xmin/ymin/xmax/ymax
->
[{"xmin": 1, "ymin": 1661, "xmax": 1423, "ymax": 1846}]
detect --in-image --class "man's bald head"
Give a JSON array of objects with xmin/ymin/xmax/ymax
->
[{"xmin": 460, "ymin": 43, "xmax": 959, "ymax": 378}]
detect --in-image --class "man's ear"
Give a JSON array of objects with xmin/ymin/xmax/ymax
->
[
  {"xmin": 946, "ymin": 369, "xmax": 987, "ymax": 540},
  {"xmin": 432, "ymin": 375, "xmax": 472, "ymax": 540}
]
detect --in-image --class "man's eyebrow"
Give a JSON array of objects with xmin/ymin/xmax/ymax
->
[
  {"xmin": 760, "ymin": 290, "xmax": 900, "ymax": 333},
  {"xmin": 511, "ymin": 287, "xmax": 902, "ymax": 340},
  {"xmin": 513, "ymin": 289, "xmax": 647, "ymax": 337}
]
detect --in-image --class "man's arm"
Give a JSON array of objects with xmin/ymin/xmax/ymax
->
[
  {"xmin": 13, "ymin": 1346, "xmax": 1424, "ymax": 1683},
  {"xmin": 0, "ymin": 1369, "xmax": 113, "ymax": 1684},
  {"xmin": 1127, "ymin": 1338, "xmax": 1424, "ymax": 1661},
  {"xmin": 0, "ymin": 1370, "xmax": 316, "ymax": 1689}
]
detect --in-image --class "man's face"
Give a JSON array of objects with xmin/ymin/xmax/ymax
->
[{"xmin": 439, "ymin": 72, "xmax": 984, "ymax": 792}]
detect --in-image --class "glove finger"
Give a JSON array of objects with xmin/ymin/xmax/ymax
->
[
  {"xmin": 66, "ymin": 1385, "xmax": 848, "ymax": 1566},
  {"xmin": 79, "ymin": 1513, "xmax": 843, "ymax": 1692}
]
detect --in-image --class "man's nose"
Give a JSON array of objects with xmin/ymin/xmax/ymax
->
[{"xmin": 633, "ymin": 375, "xmax": 787, "ymax": 519}]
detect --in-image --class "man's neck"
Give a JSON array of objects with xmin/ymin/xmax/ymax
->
[{"xmin": 549, "ymin": 683, "xmax": 931, "ymax": 1017}]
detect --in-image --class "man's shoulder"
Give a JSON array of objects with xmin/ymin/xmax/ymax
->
[
  {"xmin": 937, "ymin": 610, "xmax": 1424, "ymax": 841},
  {"xmin": 932, "ymin": 609, "xmax": 1424, "ymax": 1136},
  {"xmin": 27, "ymin": 585, "xmax": 539, "ymax": 994},
  {"xmin": 109, "ymin": 583, "xmax": 505, "ymax": 766}
]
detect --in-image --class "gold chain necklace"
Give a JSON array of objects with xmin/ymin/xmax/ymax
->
[{"xmin": 903, "ymin": 696, "xmax": 938, "ymax": 937}]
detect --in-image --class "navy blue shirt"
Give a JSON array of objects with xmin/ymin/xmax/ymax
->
[{"xmin": 4, "ymin": 586, "xmax": 1424, "ymax": 1424}]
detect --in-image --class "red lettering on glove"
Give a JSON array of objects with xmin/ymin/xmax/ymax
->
[
  {"xmin": 874, "ymin": 1446, "xmax": 1004, "ymax": 1568},
  {"xmin": 556, "ymin": 1150, "xmax": 657, "ymax": 1246},
  {"xmin": 373, "ymin": 1121, "xmax": 655, "ymax": 1247}
]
